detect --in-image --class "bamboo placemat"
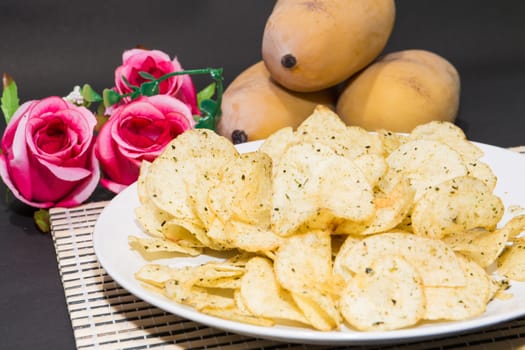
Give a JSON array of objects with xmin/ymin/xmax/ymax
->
[{"xmin": 50, "ymin": 147, "xmax": 525, "ymax": 350}]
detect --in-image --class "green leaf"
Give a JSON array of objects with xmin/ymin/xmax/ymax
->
[
  {"xmin": 81, "ymin": 84, "xmax": 102, "ymax": 103},
  {"xmin": 195, "ymin": 114, "xmax": 216, "ymax": 130},
  {"xmin": 196, "ymin": 83, "xmax": 216, "ymax": 106},
  {"xmin": 139, "ymin": 81, "xmax": 159, "ymax": 96},
  {"xmin": 1, "ymin": 73, "xmax": 20, "ymax": 125},
  {"xmin": 138, "ymin": 71, "xmax": 156, "ymax": 81},
  {"xmin": 34, "ymin": 209, "xmax": 51, "ymax": 233},
  {"xmin": 102, "ymin": 88, "xmax": 122, "ymax": 107},
  {"xmin": 199, "ymin": 99, "xmax": 218, "ymax": 117}
]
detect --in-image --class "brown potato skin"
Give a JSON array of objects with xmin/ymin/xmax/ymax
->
[
  {"xmin": 336, "ymin": 50, "xmax": 461, "ymax": 132},
  {"xmin": 217, "ymin": 61, "xmax": 336, "ymax": 142},
  {"xmin": 262, "ymin": 0, "xmax": 396, "ymax": 92}
]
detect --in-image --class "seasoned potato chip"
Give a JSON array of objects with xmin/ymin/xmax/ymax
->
[
  {"xmin": 333, "ymin": 235, "xmax": 361, "ymax": 283},
  {"xmin": 506, "ymin": 214, "xmax": 525, "ymax": 241},
  {"xmin": 128, "ymin": 235, "xmax": 202, "ymax": 257},
  {"xmin": 145, "ymin": 129, "xmax": 238, "ymax": 234},
  {"xmin": 274, "ymin": 230, "xmax": 340, "ymax": 330},
  {"xmin": 291, "ymin": 288, "xmax": 340, "ymax": 331},
  {"xmin": 134, "ymin": 200, "xmax": 171, "ymax": 238},
  {"xmin": 165, "ymin": 281, "xmax": 235, "ymax": 310},
  {"xmin": 408, "ymin": 121, "xmax": 484, "ymax": 161},
  {"xmin": 498, "ymin": 237, "xmax": 525, "ymax": 281},
  {"xmin": 274, "ymin": 230, "xmax": 333, "ymax": 292},
  {"xmin": 259, "ymin": 126, "xmax": 297, "ymax": 167},
  {"xmin": 465, "ymin": 160, "xmax": 498, "ymax": 191},
  {"xmin": 336, "ymin": 175, "xmax": 414, "ymax": 235},
  {"xmin": 131, "ymin": 111, "xmax": 511, "ymax": 332},
  {"xmin": 135, "ymin": 264, "xmax": 174, "ymax": 287},
  {"xmin": 424, "ymin": 254, "xmax": 491, "ymax": 321},
  {"xmin": 296, "ymin": 105, "xmax": 383, "ymax": 159},
  {"xmin": 385, "ymin": 139, "xmax": 467, "ymax": 200},
  {"xmin": 377, "ymin": 129, "xmax": 406, "ymax": 155},
  {"xmin": 443, "ymin": 215, "xmax": 525, "ymax": 268},
  {"xmin": 443, "ymin": 228, "xmax": 506, "ymax": 268},
  {"xmin": 412, "ymin": 176, "xmax": 504, "ymax": 239},
  {"xmin": 146, "ymin": 158, "xmax": 199, "ymax": 221},
  {"xmin": 341, "ymin": 232, "xmax": 465, "ymax": 287},
  {"xmin": 240, "ymin": 257, "xmax": 308, "ymax": 324},
  {"xmin": 353, "ymin": 154, "xmax": 387, "ymax": 188},
  {"xmin": 272, "ymin": 142, "xmax": 374, "ymax": 236},
  {"xmin": 162, "ymin": 218, "xmax": 208, "ymax": 249},
  {"xmin": 339, "ymin": 255, "xmax": 425, "ymax": 331},
  {"xmin": 137, "ymin": 160, "xmax": 152, "ymax": 204},
  {"xmin": 208, "ymin": 151, "xmax": 272, "ymax": 226},
  {"xmin": 206, "ymin": 219, "xmax": 282, "ymax": 252},
  {"xmin": 201, "ymin": 306, "xmax": 275, "ymax": 327}
]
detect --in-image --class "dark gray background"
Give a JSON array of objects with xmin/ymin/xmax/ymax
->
[{"xmin": 0, "ymin": 1, "xmax": 524, "ymax": 349}]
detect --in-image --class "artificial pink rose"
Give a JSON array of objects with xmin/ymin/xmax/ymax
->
[
  {"xmin": 0, "ymin": 96, "xmax": 100, "ymax": 208},
  {"xmin": 95, "ymin": 94, "xmax": 195, "ymax": 193},
  {"xmin": 114, "ymin": 48, "xmax": 199, "ymax": 114}
]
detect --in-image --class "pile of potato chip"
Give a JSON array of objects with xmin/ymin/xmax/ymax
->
[{"xmin": 130, "ymin": 105, "xmax": 525, "ymax": 332}]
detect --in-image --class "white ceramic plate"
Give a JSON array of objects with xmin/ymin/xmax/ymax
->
[{"xmin": 93, "ymin": 140, "xmax": 525, "ymax": 346}]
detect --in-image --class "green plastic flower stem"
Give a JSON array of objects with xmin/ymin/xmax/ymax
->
[{"xmin": 136, "ymin": 67, "xmax": 224, "ymax": 130}]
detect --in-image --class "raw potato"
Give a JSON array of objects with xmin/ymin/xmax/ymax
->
[
  {"xmin": 216, "ymin": 61, "xmax": 335, "ymax": 142},
  {"xmin": 262, "ymin": 0, "xmax": 396, "ymax": 92},
  {"xmin": 337, "ymin": 50, "xmax": 461, "ymax": 132}
]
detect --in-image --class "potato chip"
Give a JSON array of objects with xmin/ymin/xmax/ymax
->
[
  {"xmin": 162, "ymin": 218, "xmax": 208, "ymax": 249},
  {"xmin": 274, "ymin": 230, "xmax": 340, "ymax": 330},
  {"xmin": 333, "ymin": 235, "xmax": 361, "ymax": 283},
  {"xmin": 504, "ymin": 214, "xmax": 525, "ymax": 241},
  {"xmin": 339, "ymin": 255, "xmax": 425, "ymax": 331},
  {"xmin": 443, "ymin": 215, "xmax": 525, "ymax": 268},
  {"xmin": 498, "ymin": 237, "xmax": 525, "ymax": 281},
  {"xmin": 424, "ymin": 254, "xmax": 491, "ymax": 321},
  {"xmin": 336, "ymin": 175, "xmax": 414, "ymax": 235},
  {"xmin": 274, "ymin": 230, "xmax": 333, "ymax": 292},
  {"xmin": 208, "ymin": 151, "xmax": 272, "ymax": 226},
  {"xmin": 146, "ymin": 157, "xmax": 198, "ymax": 221},
  {"xmin": 206, "ymin": 218, "xmax": 282, "ymax": 252},
  {"xmin": 201, "ymin": 306, "xmax": 275, "ymax": 327},
  {"xmin": 341, "ymin": 232, "xmax": 465, "ymax": 287},
  {"xmin": 291, "ymin": 288, "xmax": 340, "ymax": 331},
  {"xmin": 136, "ymin": 160, "xmax": 152, "ymax": 204},
  {"xmin": 377, "ymin": 129, "xmax": 406, "ymax": 155},
  {"xmin": 385, "ymin": 139, "xmax": 467, "ymax": 200},
  {"xmin": 134, "ymin": 200, "xmax": 171, "ymax": 238},
  {"xmin": 259, "ymin": 126, "xmax": 297, "ymax": 167},
  {"xmin": 272, "ymin": 142, "xmax": 374, "ymax": 236},
  {"xmin": 408, "ymin": 120, "xmax": 484, "ymax": 161},
  {"xmin": 465, "ymin": 160, "xmax": 498, "ymax": 191},
  {"xmin": 135, "ymin": 264, "xmax": 174, "ymax": 287},
  {"xmin": 443, "ymin": 228, "xmax": 505, "ymax": 268},
  {"xmin": 131, "ymin": 111, "xmax": 511, "ymax": 332},
  {"xmin": 128, "ymin": 235, "xmax": 202, "ymax": 257},
  {"xmin": 240, "ymin": 257, "xmax": 308, "ymax": 324},
  {"xmin": 296, "ymin": 105, "xmax": 383, "ymax": 159},
  {"xmin": 165, "ymin": 281, "xmax": 235, "ymax": 310},
  {"xmin": 145, "ymin": 129, "xmax": 238, "ymax": 235},
  {"xmin": 353, "ymin": 154, "xmax": 387, "ymax": 188},
  {"xmin": 411, "ymin": 176, "xmax": 504, "ymax": 239}
]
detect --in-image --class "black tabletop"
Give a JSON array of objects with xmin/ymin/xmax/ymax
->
[{"xmin": 0, "ymin": 1, "xmax": 524, "ymax": 349}]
